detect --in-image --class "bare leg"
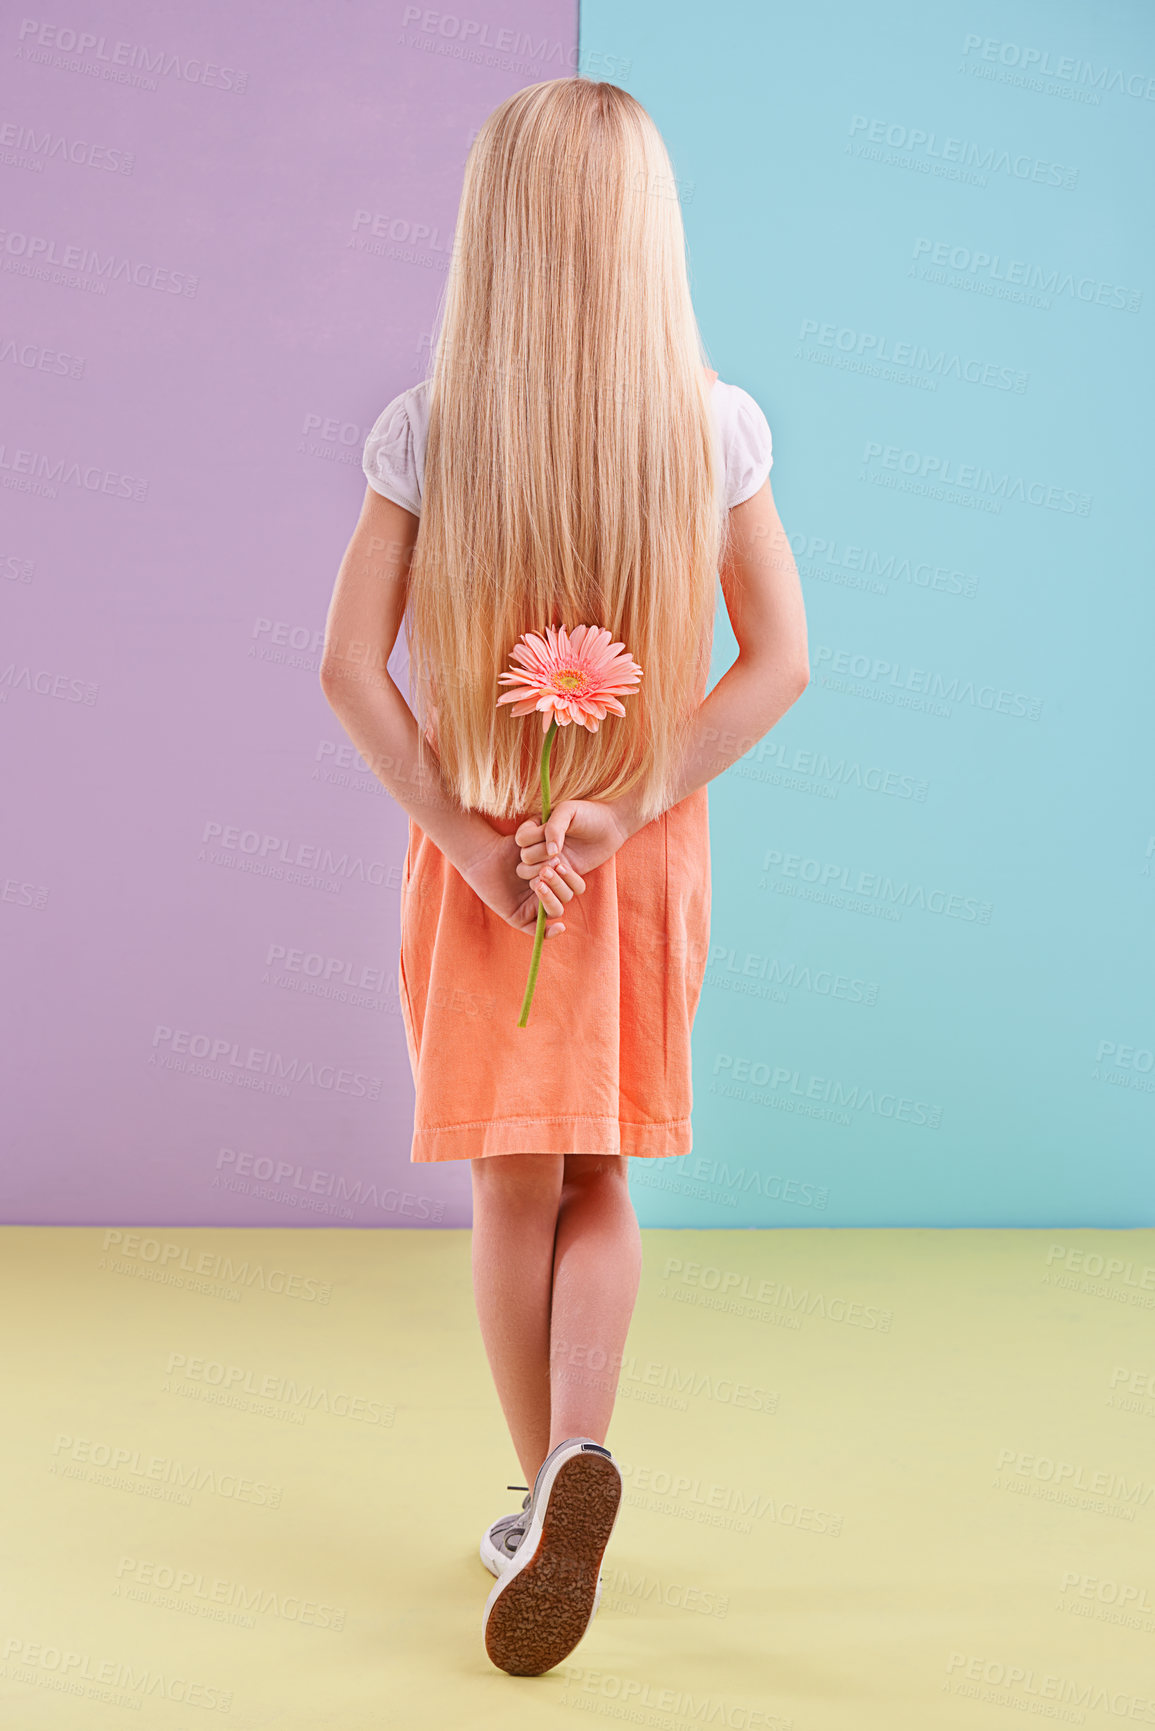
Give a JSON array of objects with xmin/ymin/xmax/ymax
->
[
  {"xmin": 547, "ymin": 1154, "xmax": 642, "ymax": 1453},
  {"xmin": 470, "ymin": 1153, "xmax": 564, "ymax": 1485}
]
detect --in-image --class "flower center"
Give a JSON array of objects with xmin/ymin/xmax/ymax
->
[{"xmin": 552, "ymin": 667, "xmax": 588, "ymax": 694}]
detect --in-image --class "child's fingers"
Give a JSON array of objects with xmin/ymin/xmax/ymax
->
[
  {"xmin": 515, "ymin": 819, "xmax": 560, "ymax": 855},
  {"xmin": 532, "ymin": 872, "xmax": 571, "ymax": 916},
  {"xmin": 541, "ymin": 807, "xmax": 576, "ymax": 859},
  {"xmin": 517, "ymin": 837, "xmax": 560, "ymax": 869},
  {"xmin": 532, "ymin": 859, "xmax": 585, "ymax": 897},
  {"xmin": 534, "ymin": 858, "xmax": 589, "ymax": 910},
  {"xmin": 516, "ymin": 847, "xmax": 574, "ymax": 879},
  {"xmin": 516, "ymin": 807, "xmax": 572, "ymax": 858},
  {"xmin": 515, "ymin": 845, "xmax": 549, "ymax": 876},
  {"xmin": 514, "ymin": 896, "xmax": 564, "ymax": 938}
]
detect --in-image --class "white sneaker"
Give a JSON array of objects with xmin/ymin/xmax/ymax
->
[
  {"xmin": 480, "ymin": 1488, "xmax": 532, "ymax": 1577},
  {"xmin": 481, "ymin": 1487, "xmax": 605, "ymax": 1607},
  {"xmin": 482, "ymin": 1438, "xmax": 620, "ymax": 1676}
]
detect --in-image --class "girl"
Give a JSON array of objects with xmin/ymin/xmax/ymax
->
[{"xmin": 321, "ymin": 78, "xmax": 809, "ymax": 1677}]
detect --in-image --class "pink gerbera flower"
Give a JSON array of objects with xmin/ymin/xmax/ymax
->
[
  {"xmin": 497, "ymin": 623, "xmax": 643, "ymax": 734},
  {"xmin": 496, "ymin": 621, "xmax": 644, "ymax": 1028}
]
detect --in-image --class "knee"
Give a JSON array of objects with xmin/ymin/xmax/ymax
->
[
  {"xmin": 471, "ymin": 1152, "xmax": 563, "ymax": 1212},
  {"xmin": 560, "ymin": 1153, "xmax": 630, "ymax": 1197}
]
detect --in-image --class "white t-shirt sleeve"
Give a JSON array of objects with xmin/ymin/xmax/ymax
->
[
  {"xmin": 363, "ymin": 377, "xmax": 770, "ymax": 514},
  {"xmin": 362, "ymin": 390, "xmax": 422, "ymax": 516},
  {"xmin": 717, "ymin": 381, "xmax": 774, "ymax": 508}
]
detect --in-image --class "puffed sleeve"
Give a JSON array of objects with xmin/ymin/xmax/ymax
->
[
  {"xmin": 362, "ymin": 390, "xmax": 421, "ymax": 516},
  {"xmin": 720, "ymin": 382, "xmax": 774, "ymax": 508}
]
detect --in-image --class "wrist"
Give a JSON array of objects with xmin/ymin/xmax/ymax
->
[
  {"xmin": 452, "ymin": 810, "xmax": 503, "ymax": 876},
  {"xmin": 606, "ymin": 788, "xmax": 646, "ymax": 846},
  {"xmin": 413, "ymin": 800, "xmax": 496, "ymax": 876}
]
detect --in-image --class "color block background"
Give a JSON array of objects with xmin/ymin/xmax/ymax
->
[
  {"xmin": 601, "ymin": 0, "xmax": 1153, "ymax": 1229},
  {"xmin": 2, "ymin": 2, "xmax": 1151, "ymax": 1228}
]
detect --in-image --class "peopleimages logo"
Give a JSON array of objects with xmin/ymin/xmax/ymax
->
[
  {"xmin": 712, "ymin": 1052, "xmax": 942, "ymax": 1129},
  {"xmin": 814, "ymin": 643, "xmax": 1043, "ymax": 719},
  {"xmin": 760, "ymin": 848, "xmax": 993, "ymax": 925},
  {"xmin": 993, "ymin": 1446, "xmax": 1154, "ymax": 1508},
  {"xmin": 50, "ymin": 1432, "xmax": 282, "ymax": 1508},
  {"xmin": 114, "ymin": 1555, "xmax": 346, "ymax": 1631},
  {"xmin": 943, "ymin": 1650, "xmax": 1155, "ymax": 1721},
  {"xmin": 960, "ymin": 33, "xmax": 1155, "ymax": 102},
  {"xmin": 15, "ymin": 19, "xmax": 249, "ymax": 92},
  {"xmin": 0, "ymin": 333, "xmax": 86, "ymax": 378},
  {"xmin": 707, "ymin": 944, "xmax": 881, "ymax": 1005},
  {"xmin": 150, "ymin": 1025, "xmax": 383, "ymax": 1100},
  {"xmin": 911, "ymin": 236, "xmax": 1140, "ymax": 314},
  {"xmin": 0, "ymin": 226, "xmax": 198, "ymax": 295},
  {"xmin": 0, "ymin": 119, "xmax": 136, "ymax": 175},
  {"xmin": 798, "ymin": 317, "xmax": 1028, "ymax": 393},
  {"xmin": 198, "ymin": 820, "xmax": 400, "ymax": 891},
  {"xmin": 396, "ymin": 7, "xmax": 630, "ymax": 80},
  {"xmin": 213, "ymin": 1148, "xmax": 445, "ymax": 1222},
  {"xmin": 736, "ymin": 736, "xmax": 929, "ymax": 800},
  {"xmin": 789, "ymin": 531, "xmax": 979, "ymax": 600},
  {"xmin": 862, "ymin": 435, "xmax": 1093, "ymax": 514},
  {"xmin": 848, "ymin": 115, "xmax": 1078, "ymax": 189},
  {"xmin": 1, "ymin": 1636, "xmax": 232, "ymax": 1713},
  {"xmin": 100, "ymin": 1231, "xmax": 332, "ymax": 1302},
  {"xmin": 163, "ymin": 1352, "xmax": 394, "ymax": 1427},
  {"xmin": 0, "ymin": 662, "xmax": 98, "ymax": 702},
  {"xmin": 0, "ymin": 438, "xmax": 147, "ymax": 499}
]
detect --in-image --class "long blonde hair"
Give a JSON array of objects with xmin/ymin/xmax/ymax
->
[{"xmin": 405, "ymin": 77, "xmax": 725, "ymax": 825}]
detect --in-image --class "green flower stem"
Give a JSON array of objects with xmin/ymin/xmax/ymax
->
[{"xmin": 518, "ymin": 716, "xmax": 558, "ymax": 1028}]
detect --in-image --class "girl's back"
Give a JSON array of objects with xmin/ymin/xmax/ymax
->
[{"xmin": 361, "ymin": 364, "xmax": 773, "ymax": 1165}]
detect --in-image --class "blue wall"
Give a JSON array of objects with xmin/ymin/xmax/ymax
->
[{"xmin": 579, "ymin": 0, "xmax": 1155, "ymax": 1225}]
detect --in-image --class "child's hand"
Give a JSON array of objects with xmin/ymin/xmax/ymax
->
[
  {"xmin": 459, "ymin": 827, "xmax": 580, "ymax": 940},
  {"xmin": 515, "ymin": 799, "xmax": 629, "ymax": 895}
]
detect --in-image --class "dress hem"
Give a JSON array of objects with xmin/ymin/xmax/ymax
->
[{"xmin": 409, "ymin": 1113, "xmax": 694, "ymax": 1163}]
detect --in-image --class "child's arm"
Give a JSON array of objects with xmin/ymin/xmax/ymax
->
[
  {"xmin": 319, "ymin": 487, "xmax": 499, "ymax": 874},
  {"xmin": 606, "ymin": 476, "xmax": 809, "ymax": 843}
]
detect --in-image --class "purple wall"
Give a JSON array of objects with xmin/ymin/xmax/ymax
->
[{"xmin": 2, "ymin": 1, "xmax": 578, "ymax": 1225}]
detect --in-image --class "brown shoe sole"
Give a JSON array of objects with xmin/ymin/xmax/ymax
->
[{"xmin": 483, "ymin": 1451, "xmax": 621, "ymax": 1676}]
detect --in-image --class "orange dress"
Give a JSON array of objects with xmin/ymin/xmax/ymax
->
[
  {"xmin": 362, "ymin": 369, "xmax": 774, "ymax": 1162},
  {"xmin": 397, "ymin": 784, "xmax": 711, "ymax": 1162}
]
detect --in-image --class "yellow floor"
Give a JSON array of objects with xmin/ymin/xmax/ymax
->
[{"xmin": 2, "ymin": 1225, "xmax": 1153, "ymax": 1729}]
